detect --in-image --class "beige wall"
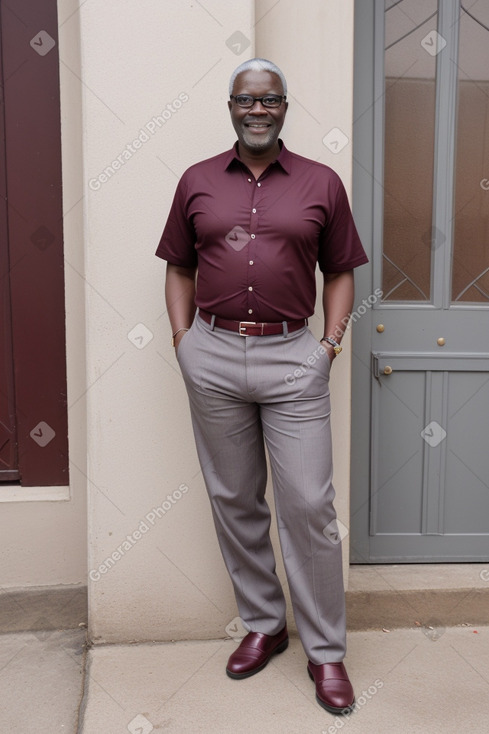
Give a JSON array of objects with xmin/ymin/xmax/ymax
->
[{"xmin": 0, "ymin": 0, "xmax": 356, "ymax": 639}]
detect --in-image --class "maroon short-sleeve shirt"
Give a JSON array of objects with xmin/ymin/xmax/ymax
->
[{"xmin": 156, "ymin": 141, "xmax": 368, "ymax": 321}]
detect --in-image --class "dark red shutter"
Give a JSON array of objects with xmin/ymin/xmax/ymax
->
[
  {"xmin": 1, "ymin": 0, "xmax": 69, "ymax": 485},
  {"xmin": 0, "ymin": 27, "xmax": 19, "ymax": 479}
]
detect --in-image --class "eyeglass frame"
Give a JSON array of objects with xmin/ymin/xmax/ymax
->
[{"xmin": 229, "ymin": 94, "xmax": 287, "ymax": 108}]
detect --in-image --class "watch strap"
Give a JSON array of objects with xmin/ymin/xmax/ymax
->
[{"xmin": 321, "ymin": 336, "xmax": 342, "ymax": 355}]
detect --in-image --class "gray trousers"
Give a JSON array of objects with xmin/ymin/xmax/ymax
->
[{"xmin": 176, "ymin": 313, "xmax": 346, "ymax": 664}]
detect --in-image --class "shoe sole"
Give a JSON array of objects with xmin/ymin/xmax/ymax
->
[
  {"xmin": 307, "ymin": 667, "xmax": 355, "ymax": 715},
  {"xmin": 226, "ymin": 637, "xmax": 289, "ymax": 680}
]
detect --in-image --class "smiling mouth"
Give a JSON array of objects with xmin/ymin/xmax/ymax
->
[{"xmin": 245, "ymin": 122, "xmax": 271, "ymax": 131}]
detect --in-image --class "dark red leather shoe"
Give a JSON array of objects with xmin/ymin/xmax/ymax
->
[
  {"xmin": 226, "ymin": 626, "xmax": 289, "ymax": 679},
  {"xmin": 307, "ymin": 661, "xmax": 355, "ymax": 714}
]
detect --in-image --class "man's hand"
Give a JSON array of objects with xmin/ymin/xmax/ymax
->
[
  {"xmin": 165, "ymin": 263, "xmax": 197, "ymax": 352},
  {"xmin": 321, "ymin": 340, "xmax": 337, "ymax": 365},
  {"xmin": 322, "ymin": 270, "xmax": 355, "ymax": 358},
  {"xmin": 174, "ymin": 329, "xmax": 188, "ymax": 355}
]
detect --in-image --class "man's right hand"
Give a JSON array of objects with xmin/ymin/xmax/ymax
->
[
  {"xmin": 165, "ymin": 263, "xmax": 197, "ymax": 355},
  {"xmin": 174, "ymin": 329, "xmax": 188, "ymax": 355}
]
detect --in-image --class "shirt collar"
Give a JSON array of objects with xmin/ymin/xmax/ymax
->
[{"xmin": 224, "ymin": 139, "xmax": 291, "ymax": 175}]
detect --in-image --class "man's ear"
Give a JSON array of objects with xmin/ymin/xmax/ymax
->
[{"xmin": 227, "ymin": 100, "xmax": 232, "ymax": 113}]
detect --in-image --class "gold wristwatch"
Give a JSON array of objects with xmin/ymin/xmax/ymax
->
[{"xmin": 321, "ymin": 336, "xmax": 342, "ymax": 355}]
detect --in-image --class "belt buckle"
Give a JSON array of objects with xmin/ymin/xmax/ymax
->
[{"xmin": 239, "ymin": 321, "xmax": 261, "ymax": 336}]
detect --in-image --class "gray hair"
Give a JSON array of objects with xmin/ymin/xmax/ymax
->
[{"xmin": 228, "ymin": 58, "xmax": 287, "ymax": 97}]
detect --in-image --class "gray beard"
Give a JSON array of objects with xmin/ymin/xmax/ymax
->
[{"xmin": 240, "ymin": 127, "xmax": 276, "ymax": 152}]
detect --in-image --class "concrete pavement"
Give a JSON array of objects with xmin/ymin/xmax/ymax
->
[
  {"xmin": 77, "ymin": 626, "xmax": 489, "ymax": 734},
  {"xmin": 2, "ymin": 565, "xmax": 489, "ymax": 733}
]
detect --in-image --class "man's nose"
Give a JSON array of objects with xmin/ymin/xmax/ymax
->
[{"xmin": 248, "ymin": 100, "xmax": 268, "ymax": 113}]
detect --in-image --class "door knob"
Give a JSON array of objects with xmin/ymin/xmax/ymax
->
[{"xmin": 383, "ymin": 365, "xmax": 393, "ymax": 375}]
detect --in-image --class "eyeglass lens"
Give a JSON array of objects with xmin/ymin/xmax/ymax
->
[{"xmin": 234, "ymin": 95, "xmax": 283, "ymax": 108}]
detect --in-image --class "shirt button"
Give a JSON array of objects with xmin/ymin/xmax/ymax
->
[
  {"xmin": 249, "ymin": 260, "xmax": 254, "ymax": 265},
  {"xmin": 251, "ymin": 234, "xmax": 255, "ymax": 239},
  {"xmin": 257, "ymin": 182, "xmax": 261, "ymax": 187},
  {"xmin": 248, "ymin": 309, "xmax": 253, "ymax": 315},
  {"xmin": 247, "ymin": 178, "xmax": 252, "ymax": 183},
  {"xmin": 252, "ymin": 208, "xmax": 256, "ymax": 213},
  {"xmin": 248, "ymin": 286, "xmax": 253, "ymax": 291}
]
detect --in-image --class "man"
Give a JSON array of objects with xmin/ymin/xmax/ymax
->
[{"xmin": 156, "ymin": 58, "xmax": 368, "ymax": 716}]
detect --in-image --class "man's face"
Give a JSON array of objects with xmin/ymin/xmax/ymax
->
[{"xmin": 228, "ymin": 70, "xmax": 288, "ymax": 156}]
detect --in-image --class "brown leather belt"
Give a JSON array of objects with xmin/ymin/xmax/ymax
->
[{"xmin": 199, "ymin": 310, "xmax": 307, "ymax": 337}]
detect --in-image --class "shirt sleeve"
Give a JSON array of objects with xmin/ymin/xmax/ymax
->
[
  {"xmin": 317, "ymin": 175, "xmax": 368, "ymax": 273},
  {"xmin": 155, "ymin": 173, "xmax": 198, "ymax": 267}
]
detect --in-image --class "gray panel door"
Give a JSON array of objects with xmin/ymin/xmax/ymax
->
[{"xmin": 351, "ymin": 0, "xmax": 489, "ymax": 562}]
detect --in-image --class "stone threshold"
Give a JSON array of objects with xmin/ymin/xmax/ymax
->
[
  {"xmin": 346, "ymin": 563, "xmax": 489, "ymax": 631},
  {"xmin": 0, "ymin": 585, "xmax": 87, "ymax": 634},
  {"xmin": 2, "ymin": 563, "xmax": 488, "ymax": 635}
]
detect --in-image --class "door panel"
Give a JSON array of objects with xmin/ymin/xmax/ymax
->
[
  {"xmin": 370, "ymin": 366, "xmax": 425, "ymax": 535},
  {"xmin": 0, "ymin": 22, "xmax": 19, "ymax": 480},
  {"xmin": 351, "ymin": 0, "xmax": 489, "ymax": 562},
  {"xmin": 369, "ymin": 354, "xmax": 489, "ymax": 559},
  {"xmin": 451, "ymin": 6, "xmax": 489, "ymax": 303},
  {"xmin": 382, "ymin": 0, "xmax": 437, "ymax": 302},
  {"xmin": 445, "ymin": 371, "xmax": 489, "ymax": 532}
]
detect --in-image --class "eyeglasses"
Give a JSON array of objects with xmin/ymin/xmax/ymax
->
[{"xmin": 230, "ymin": 94, "xmax": 286, "ymax": 108}]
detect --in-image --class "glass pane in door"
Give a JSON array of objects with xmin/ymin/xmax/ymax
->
[
  {"xmin": 451, "ymin": 2, "xmax": 489, "ymax": 303},
  {"xmin": 382, "ymin": 0, "xmax": 438, "ymax": 301}
]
